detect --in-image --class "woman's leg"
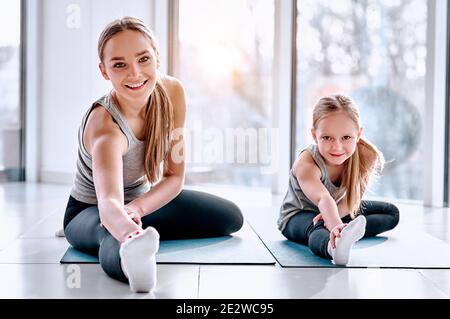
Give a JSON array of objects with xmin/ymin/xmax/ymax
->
[
  {"xmin": 141, "ymin": 189, "xmax": 244, "ymax": 239},
  {"xmin": 359, "ymin": 200, "xmax": 400, "ymax": 238},
  {"xmin": 64, "ymin": 200, "xmax": 128, "ymax": 283},
  {"xmin": 281, "ymin": 211, "xmax": 332, "ymax": 259},
  {"xmin": 64, "ymin": 189, "xmax": 243, "ymax": 284}
]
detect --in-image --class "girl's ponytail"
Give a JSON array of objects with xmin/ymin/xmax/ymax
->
[{"xmin": 341, "ymin": 137, "xmax": 384, "ymax": 218}]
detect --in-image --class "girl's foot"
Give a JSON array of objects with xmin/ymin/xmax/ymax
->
[{"xmin": 327, "ymin": 215, "xmax": 366, "ymax": 265}]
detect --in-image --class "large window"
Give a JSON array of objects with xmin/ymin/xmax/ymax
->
[
  {"xmin": 0, "ymin": 0, "xmax": 22, "ymax": 182},
  {"xmin": 295, "ymin": 0, "xmax": 427, "ymax": 200},
  {"xmin": 173, "ymin": 0, "xmax": 274, "ymax": 188}
]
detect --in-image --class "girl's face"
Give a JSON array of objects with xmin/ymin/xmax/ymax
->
[
  {"xmin": 311, "ymin": 112, "xmax": 362, "ymax": 167},
  {"xmin": 99, "ymin": 29, "xmax": 158, "ymax": 105}
]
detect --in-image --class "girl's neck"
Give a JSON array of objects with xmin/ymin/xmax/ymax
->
[
  {"xmin": 112, "ymin": 91, "xmax": 148, "ymax": 119},
  {"xmin": 325, "ymin": 161, "xmax": 345, "ymax": 184}
]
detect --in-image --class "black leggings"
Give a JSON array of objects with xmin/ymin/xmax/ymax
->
[
  {"xmin": 63, "ymin": 189, "xmax": 244, "ymax": 283},
  {"xmin": 281, "ymin": 200, "xmax": 400, "ymax": 259}
]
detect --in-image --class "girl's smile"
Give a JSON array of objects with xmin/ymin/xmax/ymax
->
[{"xmin": 329, "ymin": 153, "xmax": 345, "ymax": 157}]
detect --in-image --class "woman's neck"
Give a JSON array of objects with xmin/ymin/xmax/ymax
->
[{"xmin": 112, "ymin": 91, "xmax": 148, "ymax": 119}]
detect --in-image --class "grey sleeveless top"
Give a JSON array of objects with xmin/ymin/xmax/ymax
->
[
  {"xmin": 277, "ymin": 144, "xmax": 346, "ymax": 232},
  {"xmin": 70, "ymin": 92, "xmax": 151, "ymax": 204}
]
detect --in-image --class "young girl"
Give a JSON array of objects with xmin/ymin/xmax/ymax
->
[
  {"xmin": 63, "ymin": 17, "xmax": 243, "ymax": 293},
  {"xmin": 278, "ymin": 94, "xmax": 400, "ymax": 265}
]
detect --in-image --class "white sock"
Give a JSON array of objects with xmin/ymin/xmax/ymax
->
[
  {"xmin": 119, "ymin": 226, "xmax": 160, "ymax": 293},
  {"xmin": 327, "ymin": 215, "xmax": 366, "ymax": 265}
]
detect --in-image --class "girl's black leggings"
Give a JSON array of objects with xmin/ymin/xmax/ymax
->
[
  {"xmin": 281, "ymin": 200, "xmax": 400, "ymax": 259},
  {"xmin": 63, "ymin": 189, "xmax": 244, "ymax": 283}
]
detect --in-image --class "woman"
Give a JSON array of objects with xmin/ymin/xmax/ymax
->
[{"xmin": 63, "ymin": 16, "xmax": 243, "ymax": 293}]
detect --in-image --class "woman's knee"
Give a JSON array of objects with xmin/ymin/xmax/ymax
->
[
  {"xmin": 220, "ymin": 200, "xmax": 244, "ymax": 235},
  {"xmin": 194, "ymin": 191, "xmax": 244, "ymax": 235},
  {"xmin": 63, "ymin": 206, "xmax": 104, "ymax": 253},
  {"xmin": 98, "ymin": 235, "xmax": 128, "ymax": 283}
]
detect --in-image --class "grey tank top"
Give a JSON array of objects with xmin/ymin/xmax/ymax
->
[
  {"xmin": 70, "ymin": 92, "xmax": 151, "ymax": 204},
  {"xmin": 277, "ymin": 144, "xmax": 346, "ymax": 232}
]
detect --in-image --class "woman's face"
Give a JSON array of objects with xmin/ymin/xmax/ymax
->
[
  {"xmin": 311, "ymin": 112, "xmax": 362, "ymax": 167},
  {"xmin": 99, "ymin": 29, "xmax": 158, "ymax": 105}
]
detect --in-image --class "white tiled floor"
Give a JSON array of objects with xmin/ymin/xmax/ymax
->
[{"xmin": 0, "ymin": 182, "xmax": 449, "ymax": 299}]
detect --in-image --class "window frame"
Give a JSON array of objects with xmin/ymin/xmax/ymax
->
[
  {"xmin": 424, "ymin": 0, "xmax": 449, "ymax": 207},
  {"xmin": 154, "ymin": 0, "xmax": 449, "ymax": 205},
  {"xmin": 1, "ymin": 0, "xmax": 26, "ymax": 181},
  {"xmin": 24, "ymin": 0, "xmax": 41, "ymax": 182}
]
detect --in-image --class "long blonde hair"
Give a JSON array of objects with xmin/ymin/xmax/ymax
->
[
  {"xmin": 312, "ymin": 94, "xmax": 384, "ymax": 218},
  {"xmin": 98, "ymin": 17, "xmax": 174, "ymax": 184}
]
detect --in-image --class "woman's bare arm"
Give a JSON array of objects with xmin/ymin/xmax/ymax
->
[{"xmin": 84, "ymin": 106, "xmax": 141, "ymax": 242}]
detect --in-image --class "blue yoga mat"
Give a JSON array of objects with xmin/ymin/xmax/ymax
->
[
  {"xmin": 247, "ymin": 209, "xmax": 450, "ymax": 269},
  {"xmin": 60, "ymin": 221, "xmax": 275, "ymax": 265}
]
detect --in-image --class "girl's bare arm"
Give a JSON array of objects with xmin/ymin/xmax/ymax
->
[{"xmin": 293, "ymin": 151, "xmax": 343, "ymax": 231}]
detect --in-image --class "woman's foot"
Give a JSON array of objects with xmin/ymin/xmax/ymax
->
[
  {"xmin": 327, "ymin": 215, "xmax": 366, "ymax": 265},
  {"xmin": 119, "ymin": 226, "xmax": 160, "ymax": 293}
]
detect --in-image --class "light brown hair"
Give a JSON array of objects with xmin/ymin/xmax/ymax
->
[
  {"xmin": 98, "ymin": 17, "xmax": 174, "ymax": 184},
  {"xmin": 312, "ymin": 94, "xmax": 384, "ymax": 218}
]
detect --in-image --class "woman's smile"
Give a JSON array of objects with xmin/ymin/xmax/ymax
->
[{"xmin": 125, "ymin": 79, "xmax": 148, "ymax": 90}]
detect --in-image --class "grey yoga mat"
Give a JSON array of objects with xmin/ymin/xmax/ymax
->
[
  {"xmin": 60, "ymin": 221, "xmax": 275, "ymax": 265},
  {"xmin": 247, "ymin": 211, "xmax": 450, "ymax": 269}
]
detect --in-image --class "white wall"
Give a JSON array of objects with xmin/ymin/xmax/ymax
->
[{"xmin": 36, "ymin": 0, "xmax": 152, "ymax": 183}]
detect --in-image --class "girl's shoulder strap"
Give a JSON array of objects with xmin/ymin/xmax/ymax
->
[{"xmin": 303, "ymin": 144, "xmax": 328, "ymax": 182}]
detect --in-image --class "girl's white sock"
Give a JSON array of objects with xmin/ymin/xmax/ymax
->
[
  {"xmin": 119, "ymin": 226, "xmax": 160, "ymax": 293},
  {"xmin": 327, "ymin": 215, "xmax": 366, "ymax": 265}
]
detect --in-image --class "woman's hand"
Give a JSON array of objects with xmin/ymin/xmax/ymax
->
[{"xmin": 124, "ymin": 205, "xmax": 143, "ymax": 227}]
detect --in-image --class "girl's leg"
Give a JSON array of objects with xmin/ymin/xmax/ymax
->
[
  {"xmin": 281, "ymin": 211, "xmax": 332, "ymax": 259},
  {"xmin": 141, "ymin": 189, "xmax": 244, "ymax": 239},
  {"xmin": 360, "ymin": 200, "xmax": 400, "ymax": 238},
  {"xmin": 64, "ymin": 204, "xmax": 128, "ymax": 283}
]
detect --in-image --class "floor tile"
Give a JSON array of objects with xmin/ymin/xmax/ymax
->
[
  {"xmin": 0, "ymin": 216, "xmax": 50, "ymax": 250},
  {"xmin": 0, "ymin": 263, "xmax": 199, "ymax": 298},
  {"xmin": 20, "ymin": 211, "xmax": 64, "ymax": 238},
  {"xmin": 0, "ymin": 238, "xmax": 69, "ymax": 263},
  {"xmin": 198, "ymin": 266, "xmax": 448, "ymax": 299},
  {"xmin": 418, "ymin": 269, "xmax": 450, "ymax": 297}
]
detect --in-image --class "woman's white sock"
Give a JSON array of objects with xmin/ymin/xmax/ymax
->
[
  {"xmin": 327, "ymin": 215, "xmax": 366, "ymax": 265},
  {"xmin": 119, "ymin": 226, "xmax": 160, "ymax": 293}
]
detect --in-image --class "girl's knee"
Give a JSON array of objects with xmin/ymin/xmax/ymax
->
[
  {"xmin": 385, "ymin": 203, "xmax": 400, "ymax": 230},
  {"xmin": 308, "ymin": 229, "xmax": 330, "ymax": 259}
]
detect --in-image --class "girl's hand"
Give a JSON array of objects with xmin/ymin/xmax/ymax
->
[
  {"xmin": 313, "ymin": 213, "xmax": 323, "ymax": 226},
  {"xmin": 124, "ymin": 205, "xmax": 143, "ymax": 227},
  {"xmin": 312, "ymin": 214, "xmax": 348, "ymax": 248},
  {"xmin": 329, "ymin": 223, "xmax": 348, "ymax": 249}
]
